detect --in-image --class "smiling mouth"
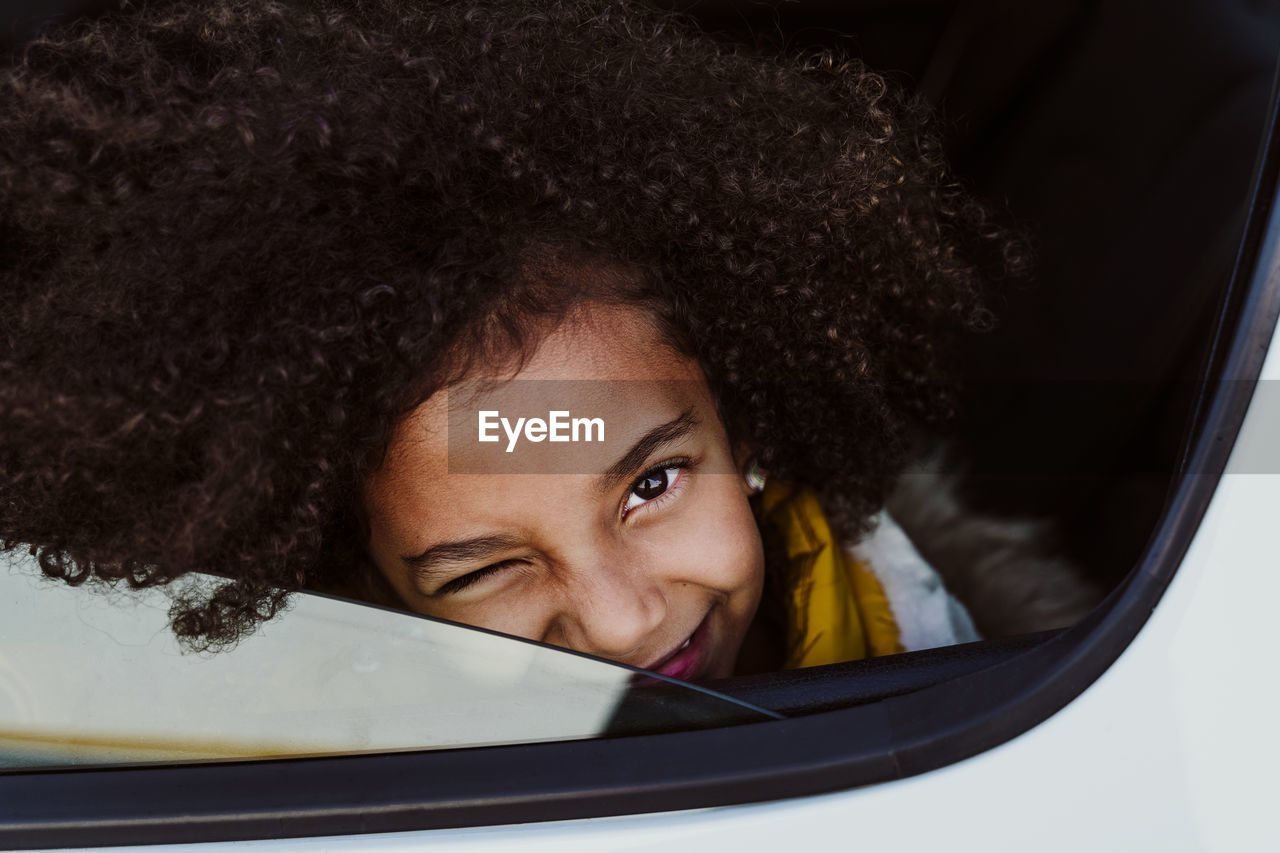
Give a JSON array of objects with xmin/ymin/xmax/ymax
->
[{"xmin": 637, "ymin": 609, "xmax": 713, "ymax": 683}]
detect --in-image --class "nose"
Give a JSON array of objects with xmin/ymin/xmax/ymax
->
[{"xmin": 549, "ymin": 550, "xmax": 667, "ymax": 662}]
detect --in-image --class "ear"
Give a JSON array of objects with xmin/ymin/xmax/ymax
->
[{"xmin": 732, "ymin": 440, "xmax": 763, "ymax": 497}]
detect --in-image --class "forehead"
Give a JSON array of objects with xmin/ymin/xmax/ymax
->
[
  {"xmin": 362, "ymin": 304, "xmax": 717, "ymax": 542},
  {"xmin": 489, "ymin": 301, "xmax": 690, "ymax": 382}
]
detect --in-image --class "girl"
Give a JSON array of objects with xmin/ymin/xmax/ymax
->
[{"xmin": 0, "ymin": 0, "xmax": 1040, "ymax": 678}]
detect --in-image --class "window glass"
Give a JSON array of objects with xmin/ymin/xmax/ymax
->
[{"xmin": 0, "ymin": 555, "xmax": 774, "ymax": 770}]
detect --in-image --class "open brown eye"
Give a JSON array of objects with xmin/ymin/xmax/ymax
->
[
  {"xmin": 632, "ymin": 469, "xmax": 669, "ymax": 501},
  {"xmin": 622, "ymin": 460, "xmax": 690, "ymax": 516}
]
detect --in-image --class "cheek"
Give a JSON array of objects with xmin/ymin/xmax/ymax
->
[{"xmin": 665, "ymin": 475, "xmax": 764, "ymax": 597}]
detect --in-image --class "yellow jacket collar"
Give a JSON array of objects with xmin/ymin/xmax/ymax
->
[{"xmin": 757, "ymin": 480, "xmax": 903, "ymax": 668}]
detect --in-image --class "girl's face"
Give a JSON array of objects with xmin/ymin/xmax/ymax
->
[{"xmin": 361, "ymin": 303, "xmax": 766, "ymax": 682}]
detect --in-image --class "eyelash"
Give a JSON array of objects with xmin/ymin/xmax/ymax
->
[
  {"xmin": 436, "ymin": 560, "xmax": 522, "ymax": 596},
  {"xmin": 434, "ymin": 457, "xmax": 695, "ymax": 596},
  {"xmin": 621, "ymin": 456, "xmax": 693, "ymax": 520}
]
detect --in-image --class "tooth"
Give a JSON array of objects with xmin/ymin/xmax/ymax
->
[{"xmin": 679, "ymin": 637, "xmax": 691, "ymax": 651}]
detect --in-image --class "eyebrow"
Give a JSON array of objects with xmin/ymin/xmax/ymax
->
[
  {"xmin": 402, "ymin": 410, "xmax": 699, "ymax": 577},
  {"xmin": 594, "ymin": 409, "xmax": 698, "ymax": 495}
]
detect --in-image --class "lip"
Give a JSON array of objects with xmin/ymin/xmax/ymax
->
[{"xmin": 636, "ymin": 609, "xmax": 714, "ymax": 683}]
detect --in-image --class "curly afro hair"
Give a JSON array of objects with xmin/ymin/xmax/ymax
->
[{"xmin": 0, "ymin": 0, "xmax": 1021, "ymax": 650}]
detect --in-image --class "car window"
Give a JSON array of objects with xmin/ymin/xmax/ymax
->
[{"xmin": 0, "ymin": 554, "xmax": 776, "ymax": 770}]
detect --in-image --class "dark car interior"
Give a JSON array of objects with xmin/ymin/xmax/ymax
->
[{"xmin": 678, "ymin": 0, "xmax": 1280, "ymax": 589}]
